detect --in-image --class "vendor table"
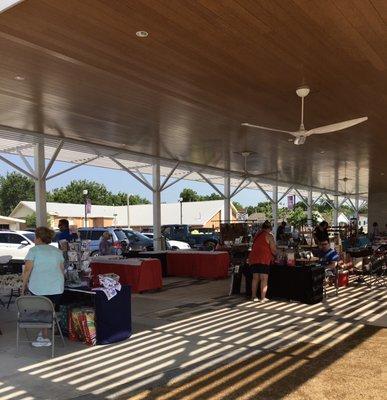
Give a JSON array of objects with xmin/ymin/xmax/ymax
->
[
  {"xmin": 243, "ymin": 264, "xmax": 324, "ymax": 304},
  {"xmin": 63, "ymin": 286, "xmax": 131, "ymax": 345},
  {"xmin": 91, "ymin": 258, "xmax": 162, "ymax": 293},
  {"xmin": 166, "ymin": 251, "xmax": 229, "ymax": 279}
]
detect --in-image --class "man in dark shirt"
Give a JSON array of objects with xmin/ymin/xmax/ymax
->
[{"xmin": 56, "ymin": 219, "xmax": 73, "ymax": 242}]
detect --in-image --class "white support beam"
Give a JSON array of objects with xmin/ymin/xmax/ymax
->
[
  {"xmin": 34, "ymin": 142, "xmax": 47, "ymax": 227},
  {"xmin": 230, "ymin": 177, "xmax": 246, "ymax": 198},
  {"xmin": 153, "ymin": 163, "xmax": 162, "ymax": 251},
  {"xmin": 339, "ymin": 197, "xmax": 348, "ymax": 209},
  {"xmin": 224, "ymin": 174, "xmax": 231, "ymax": 223},
  {"xmin": 134, "ymin": 168, "xmax": 150, "ymax": 185},
  {"xmin": 47, "ymin": 156, "xmax": 100, "ymax": 180},
  {"xmin": 159, "ymin": 162, "xmax": 180, "ymax": 191},
  {"xmin": 294, "ymin": 188, "xmax": 308, "ymax": 207},
  {"xmin": 347, "ymin": 197, "xmax": 357, "ymax": 213},
  {"xmin": 232, "ymin": 179, "xmax": 251, "ymax": 198},
  {"xmin": 162, "ymin": 171, "xmax": 192, "ymax": 191},
  {"xmin": 272, "ymin": 184, "xmax": 278, "ymax": 236},
  {"xmin": 42, "ymin": 140, "xmax": 64, "ymax": 179},
  {"xmin": 16, "ymin": 149, "xmax": 35, "ymax": 176},
  {"xmin": 197, "ymin": 172, "xmax": 225, "ymax": 199},
  {"xmin": 307, "ymin": 189, "xmax": 313, "ymax": 227},
  {"xmin": 312, "ymin": 193, "xmax": 323, "ymax": 206},
  {"xmin": 254, "ymin": 181, "xmax": 274, "ymax": 204},
  {"xmin": 333, "ymin": 195, "xmax": 339, "ymax": 226},
  {"xmin": 0, "ymin": 154, "xmax": 36, "ymax": 180},
  {"xmin": 110, "ymin": 157, "xmax": 154, "ymax": 192},
  {"xmin": 278, "ymin": 185, "xmax": 294, "ymax": 203}
]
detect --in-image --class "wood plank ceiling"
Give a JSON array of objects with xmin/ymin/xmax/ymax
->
[{"xmin": 0, "ymin": 0, "xmax": 386, "ymax": 194}]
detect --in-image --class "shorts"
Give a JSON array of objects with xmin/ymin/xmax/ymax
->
[
  {"xmin": 251, "ymin": 263, "xmax": 270, "ymax": 275},
  {"xmin": 30, "ymin": 292, "xmax": 63, "ymax": 306}
]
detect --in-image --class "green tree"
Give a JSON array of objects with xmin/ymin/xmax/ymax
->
[
  {"xmin": 180, "ymin": 188, "xmax": 200, "ymax": 202},
  {"xmin": 110, "ymin": 192, "xmax": 150, "ymax": 206},
  {"xmin": 25, "ymin": 212, "xmax": 52, "ymax": 228},
  {"xmin": 0, "ymin": 172, "xmax": 35, "ymax": 215},
  {"xmin": 287, "ymin": 207, "xmax": 319, "ymax": 228},
  {"xmin": 232, "ymin": 201, "xmax": 244, "ymax": 211},
  {"xmin": 47, "ymin": 180, "xmax": 115, "ymax": 205},
  {"xmin": 201, "ymin": 193, "xmax": 223, "ymax": 201}
]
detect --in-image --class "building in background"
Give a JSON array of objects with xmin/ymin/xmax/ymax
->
[
  {"xmin": 0, "ymin": 216, "xmax": 25, "ymax": 230},
  {"xmin": 10, "ymin": 200, "xmax": 237, "ymax": 230}
]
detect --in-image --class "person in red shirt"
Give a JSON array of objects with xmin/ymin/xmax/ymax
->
[{"xmin": 249, "ymin": 220, "xmax": 277, "ymax": 302}]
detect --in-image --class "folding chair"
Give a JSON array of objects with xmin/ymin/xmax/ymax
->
[
  {"xmin": 368, "ymin": 255, "xmax": 386, "ymax": 287},
  {"xmin": 16, "ymin": 296, "xmax": 65, "ymax": 358}
]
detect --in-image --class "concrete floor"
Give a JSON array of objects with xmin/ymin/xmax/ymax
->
[{"xmin": 0, "ymin": 276, "xmax": 386, "ymax": 400}]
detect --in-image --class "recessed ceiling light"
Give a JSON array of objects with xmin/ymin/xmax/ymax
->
[
  {"xmin": 320, "ymin": 150, "xmax": 325, "ymax": 154},
  {"xmin": 381, "ymin": 172, "xmax": 385, "ymax": 176},
  {"xmin": 14, "ymin": 75, "xmax": 25, "ymax": 81},
  {"xmin": 136, "ymin": 31, "xmax": 149, "ymax": 38}
]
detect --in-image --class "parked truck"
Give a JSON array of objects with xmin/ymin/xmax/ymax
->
[{"xmin": 161, "ymin": 225, "xmax": 219, "ymax": 249}]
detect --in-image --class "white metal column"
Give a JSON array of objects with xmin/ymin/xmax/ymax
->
[
  {"xmin": 272, "ymin": 184, "xmax": 278, "ymax": 236},
  {"xmin": 34, "ymin": 142, "xmax": 47, "ymax": 227},
  {"xmin": 152, "ymin": 163, "xmax": 162, "ymax": 251},
  {"xmin": 354, "ymin": 196, "xmax": 359, "ymax": 220},
  {"xmin": 224, "ymin": 174, "xmax": 231, "ymax": 223},
  {"xmin": 333, "ymin": 195, "xmax": 339, "ymax": 226},
  {"xmin": 307, "ymin": 189, "xmax": 313, "ymax": 227}
]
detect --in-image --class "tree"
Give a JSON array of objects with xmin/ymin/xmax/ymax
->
[
  {"xmin": 110, "ymin": 192, "xmax": 150, "ymax": 205},
  {"xmin": 287, "ymin": 206, "xmax": 319, "ymax": 228},
  {"xmin": 25, "ymin": 212, "xmax": 52, "ymax": 228},
  {"xmin": 201, "ymin": 193, "xmax": 223, "ymax": 201},
  {"xmin": 0, "ymin": 172, "xmax": 35, "ymax": 215},
  {"xmin": 180, "ymin": 188, "xmax": 200, "ymax": 202},
  {"xmin": 232, "ymin": 201, "xmax": 244, "ymax": 211}
]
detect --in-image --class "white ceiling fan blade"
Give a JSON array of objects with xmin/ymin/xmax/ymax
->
[
  {"xmin": 307, "ymin": 117, "xmax": 368, "ymax": 135},
  {"xmin": 241, "ymin": 123, "xmax": 296, "ymax": 135}
]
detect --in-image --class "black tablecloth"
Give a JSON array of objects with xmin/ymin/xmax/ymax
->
[
  {"xmin": 138, "ymin": 251, "xmax": 168, "ymax": 277},
  {"xmin": 243, "ymin": 264, "xmax": 324, "ymax": 304}
]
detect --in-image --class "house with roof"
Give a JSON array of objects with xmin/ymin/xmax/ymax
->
[{"xmin": 10, "ymin": 200, "xmax": 237, "ymax": 230}]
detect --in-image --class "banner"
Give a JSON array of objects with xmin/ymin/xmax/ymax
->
[{"xmin": 287, "ymin": 195, "xmax": 295, "ymax": 210}]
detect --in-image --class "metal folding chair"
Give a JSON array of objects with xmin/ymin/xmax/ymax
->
[{"xmin": 16, "ymin": 295, "xmax": 65, "ymax": 358}]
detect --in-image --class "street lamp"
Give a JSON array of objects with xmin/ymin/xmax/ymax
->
[
  {"xmin": 179, "ymin": 197, "xmax": 183, "ymax": 224},
  {"xmin": 83, "ymin": 189, "xmax": 88, "ymax": 228},
  {"xmin": 127, "ymin": 193, "xmax": 131, "ymax": 229}
]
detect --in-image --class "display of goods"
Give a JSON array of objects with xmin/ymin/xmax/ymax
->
[{"xmin": 67, "ymin": 306, "xmax": 96, "ymax": 346}]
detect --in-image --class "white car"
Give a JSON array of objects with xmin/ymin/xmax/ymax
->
[
  {"xmin": 0, "ymin": 230, "xmax": 57, "ymax": 262},
  {"xmin": 141, "ymin": 232, "xmax": 191, "ymax": 250}
]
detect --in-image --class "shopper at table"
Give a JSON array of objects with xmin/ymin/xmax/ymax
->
[
  {"xmin": 318, "ymin": 239, "xmax": 340, "ymax": 285},
  {"xmin": 249, "ymin": 220, "xmax": 276, "ymax": 303},
  {"xmin": 276, "ymin": 221, "xmax": 287, "ymax": 243},
  {"xmin": 22, "ymin": 226, "xmax": 65, "ymax": 348},
  {"xmin": 99, "ymin": 231, "xmax": 113, "ymax": 255},
  {"xmin": 313, "ymin": 221, "xmax": 329, "ymax": 244}
]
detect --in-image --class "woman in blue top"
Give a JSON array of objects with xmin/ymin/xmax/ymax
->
[{"xmin": 22, "ymin": 226, "xmax": 64, "ymax": 347}]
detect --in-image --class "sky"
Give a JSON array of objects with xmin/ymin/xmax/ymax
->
[{"xmin": 0, "ymin": 154, "xmax": 267, "ymax": 207}]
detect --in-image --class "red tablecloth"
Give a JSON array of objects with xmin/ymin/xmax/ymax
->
[
  {"xmin": 166, "ymin": 251, "xmax": 229, "ymax": 279},
  {"xmin": 91, "ymin": 258, "xmax": 162, "ymax": 293}
]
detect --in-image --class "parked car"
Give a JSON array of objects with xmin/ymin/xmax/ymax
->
[
  {"xmin": 78, "ymin": 227, "xmax": 129, "ymax": 256},
  {"xmin": 141, "ymin": 232, "xmax": 191, "ymax": 250},
  {"xmin": 161, "ymin": 225, "xmax": 219, "ymax": 249},
  {"xmin": 0, "ymin": 230, "xmax": 57, "ymax": 262},
  {"xmin": 121, "ymin": 229, "xmax": 156, "ymax": 251}
]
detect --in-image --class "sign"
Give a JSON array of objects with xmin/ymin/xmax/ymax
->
[
  {"xmin": 287, "ymin": 195, "xmax": 295, "ymax": 210},
  {"xmin": 86, "ymin": 198, "xmax": 92, "ymax": 214}
]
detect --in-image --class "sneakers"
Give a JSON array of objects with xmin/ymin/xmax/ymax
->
[
  {"xmin": 261, "ymin": 298, "xmax": 270, "ymax": 304},
  {"xmin": 32, "ymin": 336, "xmax": 52, "ymax": 347},
  {"xmin": 252, "ymin": 297, "xmax": 259, "ymax": 302}
]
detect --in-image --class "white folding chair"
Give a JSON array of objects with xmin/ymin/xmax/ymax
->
[{"xmin": 16, "ymin": 295, "xmax": 65, "ymax": 358}]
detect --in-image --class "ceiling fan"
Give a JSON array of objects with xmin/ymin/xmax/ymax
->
[
  {"xmin": 234, "ymin": 151, "xmax": 277, "ymax": 179},
  {"xmin": 242, "ymin": 86, "xmax": 368, "ymax": 145}
]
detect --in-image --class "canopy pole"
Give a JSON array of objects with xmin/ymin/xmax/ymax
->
[
  {"xmin": 153, "ymin": 163, "xmax": 162, "ymax": 251},
  {"xmin": 333, "ymin": 195, "xmax": 339, "ymax": 226},
  {"xmin": 272, "ymin": 184, "xmax": 278, "ymax": 237},
  {"xmin": 307, "ymin": 189, "xmax": 313, "ymax": 227},
  {"xmin": 34, "ymin": 141, "xmax": 47, "ymax": 227},
  {"xmin": 224, "ymin": 174, "xmax": 231, "ymax": 223}
]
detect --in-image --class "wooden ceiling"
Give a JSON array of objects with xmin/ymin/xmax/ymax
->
[{"xmin": 0, "ymin": 0, "xmax": 386, "ymax": 194}]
